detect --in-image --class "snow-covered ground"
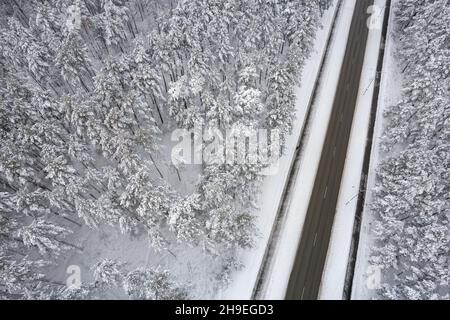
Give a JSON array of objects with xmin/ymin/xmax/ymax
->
[
  {"xmin": 54, "ymin": 226, "xmax": 232, "ymax": 298},
  {"xmin": 48, "ymin": 200, "xmax": 226, "ymax": 299},
  {"xmin": 257, "ymin": 0, "xmax": 358, "ymax": 299},
  {"xmin": 319, "ymin": 0, "xmax": 388, "ymax": 300},
  {"xmin": 219, "ymin": 1, "xmax": 341, "ymax": 299},
  {"xmin": 351, "ymin": 0, "xmax": 403, "ymax": 300}
]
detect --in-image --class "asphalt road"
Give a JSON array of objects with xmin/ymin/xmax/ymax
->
[{"xmin": 285, "ymin": 0, "xmax": 374, "ymax": 300}]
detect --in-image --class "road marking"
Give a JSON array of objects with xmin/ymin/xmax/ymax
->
[
  {"xmin": 301, "ymin": 287, "xmax": 306, "ymax": 300},
  {"xmin": 323, "ymin": 186, "xmax": 328, "ymax": 199},
  {"xmin": 313, "ymin": 233, "xmax": 318, "ymax": 247}
]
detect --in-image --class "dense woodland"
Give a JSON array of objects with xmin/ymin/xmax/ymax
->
[
  {"xmin": 0, "ymin": 0, "xmax": 332, "ymax": 299},
  {"xmin": 371, "ymin": 0, "xmax": 450, "ymax": 300}
]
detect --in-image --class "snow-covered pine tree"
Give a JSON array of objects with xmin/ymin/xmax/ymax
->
[
  {"xmin": 168, "ymin": 193, "xmax": 202, "ymax": 245},
  {"xmin": 266, "ymin": 63, "xmax": 296, "ymax": 139},
  {"xmin": 0, "ymin": 254, "xmax": 51, "ymax": 299},
  {"xmin": 206, "ymin": 205, "xmax": 255, "ymax": 250},
  {"xmin": 18, "ymin": 218, "xmax": 72, "ymax": 256},
  {"xmin": 119, "ymin": 166, "xmax": 172, "ymax": 249},
  {"xmin": 92, "ymin": 258, "xmax": 125, "ymax": 288},
  {"xmin": 123, "ymin": 267, "xmax": 188, "ymax": 300},
  {"xmin": 94, "ymin": 0, "xmax": 129, "ymax": 52},
  {"xmin": 56, "ymin": 25, "xmax": 94, "ymax": 91}
]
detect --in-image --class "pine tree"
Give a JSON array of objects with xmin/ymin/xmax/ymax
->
[
  {"xmin": 0, "ymin": 254, "xmax": 50, "ymax": 299},
  {"xmin": 123, "ymin": 267, "xmax": 188, "ymax": 300},
  {"xmin": 56, "ymin": 31, "xmax": 93, "ymax": 90},
  {"xmin": 94, "ymin": 0, "xmax": 129, "ymax": 50},
  {"xmin": 119, "ymin": 166, "xmax": 172, "ymax": 248},
  {"xmin": 92, "ymin": 258, "xmax": 125, "ymax": 288},
  {"xmin": 168, "ymin": 194, "xmax": 202, "ymax": 245},
  {"xmin": 18, "ymin": 219, "xmax": 72, "ymax": 255},
  {"xmin": 206, "ymin": 204, "xmax": 255, "ymax": 250}
]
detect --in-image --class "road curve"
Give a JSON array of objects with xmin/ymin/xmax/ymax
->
[{"xmin": 285, "ymin": 0, "xmax": 374, "ymax": 300}]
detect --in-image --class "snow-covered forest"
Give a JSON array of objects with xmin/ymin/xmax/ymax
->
[
  {"xmin": 0, "ymin": 0, "xmax": 332, "ymax": 299},
  {"xmin": 369, "ymin": 0, "xmax": 450, "ymax": 300}
]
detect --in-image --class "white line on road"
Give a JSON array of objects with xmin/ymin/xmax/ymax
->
[
  {"xmin": 324, "ymin": 186, "xmax": 328, "ymax": 199},
  {"xmin": 313, "ymin": 233, "xmax": 318, "ymax": 247}
]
